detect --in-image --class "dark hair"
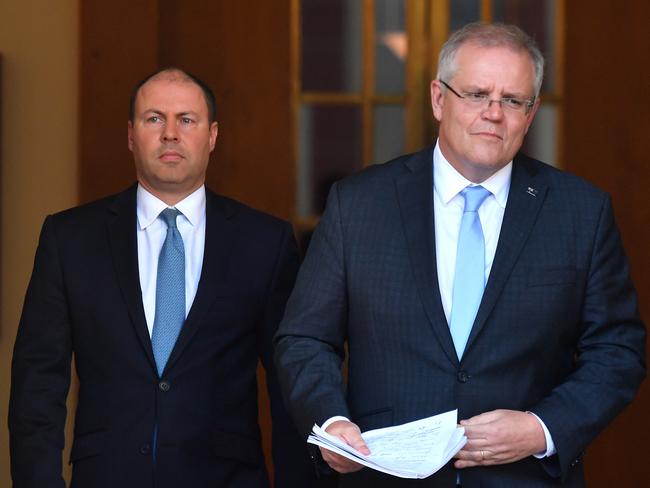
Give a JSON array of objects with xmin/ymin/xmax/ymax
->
[{"xmin": 129, "ymin": 67, "xmax": 218, "ymax": 123}]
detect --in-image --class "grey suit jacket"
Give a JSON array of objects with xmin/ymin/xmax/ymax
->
[{"xmin": 274, "ymin": 148, "xmax": 645, "ymax": 487}]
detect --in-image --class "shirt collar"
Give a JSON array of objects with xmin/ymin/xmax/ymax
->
[
  {"xmin": 433, "ymin": 139, "xmax": 511, "ymax": 209},
  {"xmin": 137, "ymin": 184, "xmax": 206, "ymax": 230}
]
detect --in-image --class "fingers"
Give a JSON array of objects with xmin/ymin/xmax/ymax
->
[
  {"xmin": 322, "ymin": 420, "xmax": 370, "ymax": 473},
  {"xmin": 325, "ymin": 420, "xmax": 370, "ymax": 455},
  {"xmin": 319, "ymin": 448, "xmax": 365, "ymax": 473},
  {"xmin": 454, "ymin": 447, "xmax": 492, "ymax": 469},
  {"xmin": 456, "ymin": 409, "xmax": 547, "ymax": 468},
  {"xmin": 460, "ymin": 409, "xmax": 504, "ymax": 427},
  {"xmin": 461, "ymin": 437, "xmax": 490, "ymax": 450}
]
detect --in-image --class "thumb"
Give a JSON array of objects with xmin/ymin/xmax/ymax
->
[{"xmin": 342, "ymin": 430, "xmax": 370, "ymax": 456}]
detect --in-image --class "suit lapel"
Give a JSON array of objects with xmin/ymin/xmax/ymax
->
[
  {"xmin": 107, "ymin": 184, "xmax": 156, "ymax": 370},
  {"xmin": 396, "ymin": 148, "xmax": 459, "ymax": 366},
  {"xmin": 465, "ymin": 154, "xmax": 548, "ymax": 353},
  {"xmin": 163, "ymin": 189, "xmax": 236, "ymax": 373}
]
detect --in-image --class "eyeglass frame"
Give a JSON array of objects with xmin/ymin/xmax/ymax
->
[{"xmin": 439, "ymin": 80, "xmax": 536, "ymax": 114}]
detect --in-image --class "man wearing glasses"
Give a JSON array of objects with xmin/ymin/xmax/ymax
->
[{"xmin": 275, "ymin": 22, "xmax": 645, "ymax": 487}]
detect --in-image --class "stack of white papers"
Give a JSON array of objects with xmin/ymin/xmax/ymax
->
[{"xmin": 307, "ymin": 409, "xmax": 466, "ymax": 479}]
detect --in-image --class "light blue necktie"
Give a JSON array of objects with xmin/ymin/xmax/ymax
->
[
  {"xmin": 151, "ymin": 208, "xmax": 185, "ymax": 377},
  {"xmin": 449, "ymin": 186, "xmax": 491, "ymax": 360}
]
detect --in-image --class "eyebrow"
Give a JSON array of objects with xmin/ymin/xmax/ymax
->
[{"xmin": 142, "ymin": 109, "xmax": 200, "ymax": 117}]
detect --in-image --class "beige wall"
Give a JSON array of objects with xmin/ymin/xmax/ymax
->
[{"xmin": 0, "ymin": 0, "xmax": 79, "ymax": 485}]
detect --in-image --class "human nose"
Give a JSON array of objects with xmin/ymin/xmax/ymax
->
[
  {"xmin": 481, "ymin": 99, "xmax": 505, "ymax": 119},
  {"xmin": 161, "ymin": 122, "xmax": 180, "ymax": 143}
]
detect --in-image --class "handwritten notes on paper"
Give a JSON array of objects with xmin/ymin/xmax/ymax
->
[{"xmin": 308, "ymin": 409, "xmax": 466, "ymax": 479}]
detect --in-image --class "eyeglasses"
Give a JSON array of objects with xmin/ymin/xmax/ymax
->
[{"xmin": 439, "ymin": 80, "xmax": 535, "ymax": 114}]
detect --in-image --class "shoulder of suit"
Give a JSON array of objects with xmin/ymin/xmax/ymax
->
[
  {"xmin": 515, "ymin": 153, "xmax": 609, "ymax": 201},
  {"xmin": 46, "ymin": 184, "xmax": 136, "ymax": 225},
  {"xmin": 47, "ymin": 185, "xmax": 292, "ymax": 227},
  {"xmin": 335, "ymin": 147, "xmax": 431, "ymax": 192},
  {"xmin": 204, "ymin": 187, "xmax": 292, "ymax": 231}
]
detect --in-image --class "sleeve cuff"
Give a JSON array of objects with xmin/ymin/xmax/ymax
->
[
  {"xmin": 528, "ymin": 411, "xmax": 557, "ymax": 458},
  {"xmin": 321, "ymin": 416, "xmax": 350, "ymax": 431}
]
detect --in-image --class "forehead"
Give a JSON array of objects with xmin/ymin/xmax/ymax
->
[
  {"xmin": 135, "ymin": 78, "xmax": 208, "ymax": 115},
  {"xmin": 452, "ymin": 43, "xmax": 535, "ymax": 92}
]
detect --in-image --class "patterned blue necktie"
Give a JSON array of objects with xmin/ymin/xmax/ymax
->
[
  {"xmin": 151, "ymin": 208, "xmax": 185, "ymax": 376},
  {"xmin": 450, "ymin": 186, "xmax": 491, "ymax": 360}
]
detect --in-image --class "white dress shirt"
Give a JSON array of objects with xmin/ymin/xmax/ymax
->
[
  {"xmin": 433, "ymin": 141, "xmax": 555, "ymax": 458},
  {"xmin": 433, "ymin": 142, "xmax": 510, "ymax": 323},
  {"xmin": 136, "ymin": 184, "xmax": 206, "ymax": 337}
]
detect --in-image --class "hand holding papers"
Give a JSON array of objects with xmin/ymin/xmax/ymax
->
[{"xmin": 308, "ymin": 409, "xmax": 466, "ymax": 479}]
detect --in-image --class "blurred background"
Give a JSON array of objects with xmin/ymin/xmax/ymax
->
[{"xmin": 1, "ymin": 0, "xmax": 648, "ymax": 485}]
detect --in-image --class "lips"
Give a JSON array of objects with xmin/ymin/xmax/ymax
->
[
  {"xmin": 159, "ymin": 150, "xmax": 184, "ymax": 161},
  {"xmin": 471, "ymin": 131, "xmax": 503, "ymax": 140}
]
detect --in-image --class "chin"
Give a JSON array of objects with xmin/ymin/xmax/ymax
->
[
  {"xmin": 475, "ymin": 148, "xmax": 509, "ymax": 165},
  {"xmin": 155, "ymin": 170, "xmax": 188, "ymax": 183},
  {"xmin": 467, "ymin": 152, "xmax": 502, "ymax": 168},
  {"xmin": 464, "ymin": 160, "xmax": 505, "ymax": 180}
]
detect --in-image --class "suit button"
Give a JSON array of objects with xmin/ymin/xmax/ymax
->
[
  {"xmin": 159, "ymin": 380, "xmax": 171, "ymax": 392},
  {"xmin": 140, "ymin": 443, "xmax": 151, "ymax": 455},
  {"xmin": 457, "ymin": 370, "xmax": 470, "ymax": 383}
]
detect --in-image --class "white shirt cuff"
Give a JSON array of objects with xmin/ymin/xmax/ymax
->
[
  {"xmin": 321, "ymin": 416, "xmax": 350, "ymax": 432},
  {"xmin": 528, "ymin": 411, "xmax": 557, "ymax": 458}
]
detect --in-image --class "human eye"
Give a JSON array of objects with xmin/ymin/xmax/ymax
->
[
  {"xmin": 144, "ymin": 114, "xmax": 164, "ymax": 124},
  {"xmin": 464, "ymin": 92, "xmax": 488, "ymax": 103},
  {"xmin": 502, "ymin": 97, "xmax": 525, "ymax": 110},
  {"xmin": 180, "ymin": 116, "xmax": 196, "ymax": 125}
]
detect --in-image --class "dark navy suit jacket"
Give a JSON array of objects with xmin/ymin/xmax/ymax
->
[
  {"xmin": 10, "ymin": 185, "xmax": 315, "ymax": 487},
  {"xmin": 275, "ymin": 148, "xmax": 646, "ymax": 487}
]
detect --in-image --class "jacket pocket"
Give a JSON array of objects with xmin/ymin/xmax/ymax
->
[{"xmin": 70, "ymin": 430, "xmax": 109, "ymax": 463}]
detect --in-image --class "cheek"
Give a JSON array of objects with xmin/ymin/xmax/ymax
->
[
  {"xmin": 133, "ymin": 136, "xmax": 156, "ymax": 153},
  {"xmin": 507, "ymin": 124, "xmax": 528, "ymax": 146}
]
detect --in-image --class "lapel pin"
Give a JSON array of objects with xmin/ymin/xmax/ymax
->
[{"xmin": 526, "ymin": 186, "xmax": 538, "ymax": 197}]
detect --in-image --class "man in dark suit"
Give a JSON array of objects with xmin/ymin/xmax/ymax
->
[
  {"xmin": 274, "ymin": 23, "xmax": 646, "ymax": 487},
  {"xmin": 9, "ymin": 68, "xmax": 315, "ymax": 487}
]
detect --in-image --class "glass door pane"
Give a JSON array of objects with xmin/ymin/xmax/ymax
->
[
  {"xmin": 492, "ymin": 0, "xmax": 557, "ymax": 92},
  {"xmin": 298, "ymin": 104, "xmax": 363, "ymax": 216},
  {"xmin": 375, "ymin": 0, "xmax": 406, "ymax": 95},
  {"xmin": 373, "ymin": 105, "xmax": 405, "ymax": 163},
  {"xmin": 450, "ymin": 0, "xmax": 481, "ymax": 30},
  {"xmin": 301, "ymin": 0, "xmax": 363, "ymax": 92}
]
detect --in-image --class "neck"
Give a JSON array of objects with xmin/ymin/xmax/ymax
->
[
  {"xmin": 138, "ymin": 181, "xmax": 203, "ymax": 206},
  {"xmin": 438, "ymin": 141, "xmax": 501, "ymax": 184}
]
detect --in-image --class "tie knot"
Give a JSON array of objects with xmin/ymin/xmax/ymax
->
[
  {"xmin": 461, "ymin": 186, "xmax": 491, "ymax": 212},
  {"xmin": 160, "ymin": 208, "xmax": 180, "ymax": 229}
]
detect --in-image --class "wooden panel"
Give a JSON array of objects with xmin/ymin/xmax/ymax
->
[
  {"xmin": 80, "ymin": 0, "xmax": 159, "ymax": 203},
  {"xmin": 564, "ymin": 1, "xmax": 650, "ymax": 485},
  {"xmin": 0, "ymin": 53, "xmax": 3, "ymax": 308},
  {"xmin": 158, "ymin": 0, "xmax": 293, "ymax": 220}
]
